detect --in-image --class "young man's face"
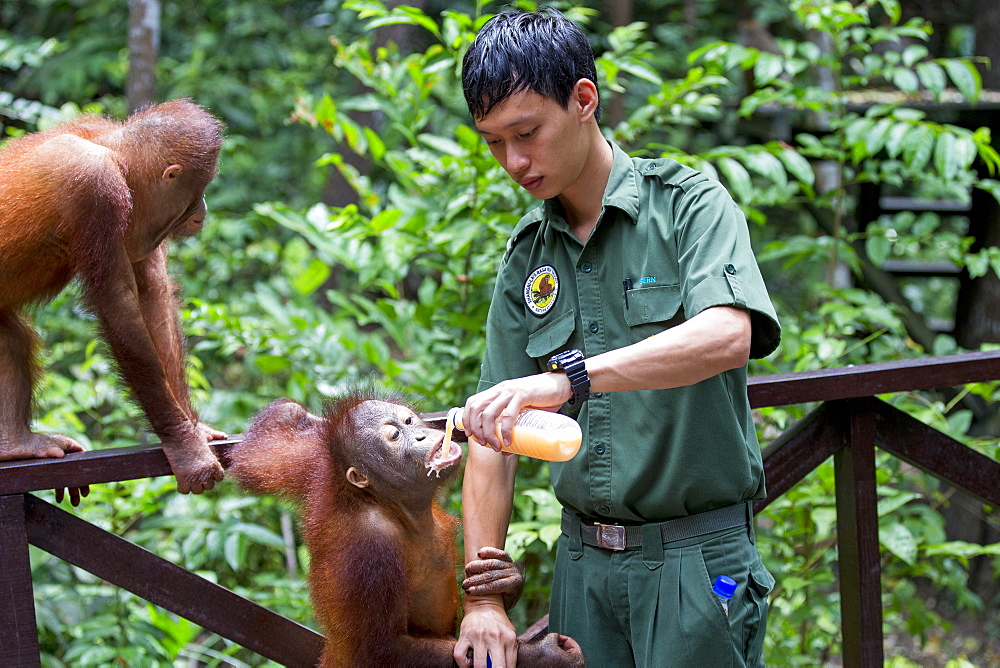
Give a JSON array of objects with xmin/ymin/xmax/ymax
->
[{"xmin": 474, "ymin": 86, "xmax": 594, "ymax": 201}]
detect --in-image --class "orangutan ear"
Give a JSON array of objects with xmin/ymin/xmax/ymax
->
[
  {"xmin": 346, "ymin": 466, "xmax": 369, "ymax": 489},
  {"xmin": 162, "ymin": 164, "xmax": 184, "ymax": 181}
]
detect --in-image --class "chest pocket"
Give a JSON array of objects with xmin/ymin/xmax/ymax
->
[
  {"xmin": 525, "ymin": 308, "xmax": 577, "ymax": 366},
  {"xmin": 624, "ymin": 285, "xmax": 684, "ymax": 342}
]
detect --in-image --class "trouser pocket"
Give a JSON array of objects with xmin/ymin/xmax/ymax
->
[
  {"xmin": 694, "ymin": 528, "xmax": 774, "ymax": 668},
  {"xmin": 676, "ymin": 545, "xmax": 737, "ymax": 667},
  {"xmin": 742, "ymin": 557, "xmax": 774, "ymax": 666}
]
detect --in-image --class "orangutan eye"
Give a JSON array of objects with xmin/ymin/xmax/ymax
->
[
  {"xmin": 384, "ymin": 426, "xmax": 401, "ymax": 441},
  {"xmin": 404, "ymin": 415, "xmax": 415, "ymax": 426}
]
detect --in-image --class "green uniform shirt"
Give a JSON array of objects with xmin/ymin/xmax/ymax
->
[{"xmin": 479, "ymin": 141, "xmax": 780, "ymax": 523}]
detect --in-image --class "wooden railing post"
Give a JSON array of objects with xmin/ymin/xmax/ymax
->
[
  {"xmin": 833, "ymin": 400, "xmax": 884, "ymax": 667},
  {"xmin": 0, "ymin": 494, "xmax": 40, "ymax": 668}
]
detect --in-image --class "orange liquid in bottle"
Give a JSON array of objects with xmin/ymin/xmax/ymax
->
[{"xmin": 448, "ymin": 407, "xmax": 582, "ymax": 462}]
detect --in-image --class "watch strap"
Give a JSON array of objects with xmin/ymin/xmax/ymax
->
[{"xmin": 547, "ymin": 349, "xmax": 590, "ymax": 406}]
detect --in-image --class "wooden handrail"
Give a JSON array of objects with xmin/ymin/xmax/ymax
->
[
  {"xmin": 5, "ymin": 351, "xmax": 998, "ymax": 496},
  {"xmin": 3, "ymin": 350, "xmax": 1000, "ymax": 667},
  {"xmin": 747, "ymin": 349, "xmax": 1000, "ymax": 407},
  {"xmin": 24, "ymin": 494, "xmax": 325, "ymax": 666},
  {"xmin": 0, "ymin": 440, "xmax": 240, "ymax": 496}
]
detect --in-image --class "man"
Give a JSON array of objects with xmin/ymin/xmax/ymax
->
[{"xmin": 454, "ymin": 8, "xmax": 780, "ymax": 668}]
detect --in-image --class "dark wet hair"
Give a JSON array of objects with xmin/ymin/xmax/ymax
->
[{"xmin": 462, "ymin": 7, "xmax": 600, "ymax": 122}]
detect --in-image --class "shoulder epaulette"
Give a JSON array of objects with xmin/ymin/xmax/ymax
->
[
  {"xmin": 636, "ymin": 157, "xmax": 712, "ymax": 193},
  {"xmin": 502, "ymin": 207, "xmax": 544, "ymax": 262}
]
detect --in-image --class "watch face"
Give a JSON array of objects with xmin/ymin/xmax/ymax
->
[
  {"xmin": 552, "ymin": 351, "xmax": 585, "ymax": 378},
  {"xmin": 549, "ymin": 350, "xmax": 589, "ymax": 405},
  {"xmin": 550, "ymin": 350, "xmax": 579, "ymax": 369}
]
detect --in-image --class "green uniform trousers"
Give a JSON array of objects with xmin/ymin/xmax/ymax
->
[{"xmin": 549, "ymin": 519, "xmax": 774, "ymax": 667}]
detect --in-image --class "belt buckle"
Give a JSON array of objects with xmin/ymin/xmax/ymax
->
[{"xmin": 595, "ymin": 522, "xmax": 626, "ymax": 551}]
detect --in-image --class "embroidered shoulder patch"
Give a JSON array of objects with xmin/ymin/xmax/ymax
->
[{"xmin": 524, "ymin": 265, "xmax": 559, "ymax": 316}]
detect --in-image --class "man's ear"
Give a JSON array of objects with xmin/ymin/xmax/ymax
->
[
  {"xmin": 572, "ymin": 78, "xmax": 600, "ymax": 122},
  {"xmin": 346, "ymin": 466, "xmax": 369, "ymax": 489}
]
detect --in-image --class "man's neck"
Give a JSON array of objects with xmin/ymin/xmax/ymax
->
[{"xmin": 557, "ymin": 134, "xmax": 614, "ymax": 243}]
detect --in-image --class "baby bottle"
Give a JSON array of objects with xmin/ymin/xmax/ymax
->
[{"xmin": 447, "ymin": 407, "xmax": 582, "ymax": 462}]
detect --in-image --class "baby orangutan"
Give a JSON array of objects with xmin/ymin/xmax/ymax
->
[{"xmin": 227, "ymin": 392, "xmax": 583, "ymax": 667}]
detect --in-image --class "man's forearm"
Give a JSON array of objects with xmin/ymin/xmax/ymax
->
[
  {"xmin": 588, "ymin": 305, "xmax": 752, "ymax": 392},
  {"xmin": 461, "ymin": 444, "xmax": 519, "ymax": 564}
]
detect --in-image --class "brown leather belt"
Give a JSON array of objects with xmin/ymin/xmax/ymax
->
[{"xmin": 561, "ymin": 502, "xmax": 752, "ymax": 551}]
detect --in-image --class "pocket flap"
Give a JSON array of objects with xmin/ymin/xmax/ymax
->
[
  {"xmin": 526, "ymin": 309, "xmax": 576, "ymax": 358},
  {"xmin": 624, "ymin": 285, "xmax": 682, "ymax": 327},
  {"xmin": 748, "ymin": 558, "xmax": 775, "ymax": 596}
]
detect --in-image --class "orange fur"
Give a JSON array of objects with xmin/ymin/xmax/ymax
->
[
  {"xmin": 0, "ymin": 99, "xmax": 227, "ymax": 495},
  {"xmin": 228, "ymin": 394, "xmax": 461, "ymax": 666},
  {"xmin": 228, "ymin": 393, "xmax": 584, "ymax": 667}
]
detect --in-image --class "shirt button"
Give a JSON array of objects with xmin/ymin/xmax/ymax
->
[
  {"xmin": 589, "ymin": 321, "xmax": 599, "ymax": 333},
  {"xmin": 645, "ymin": 163, "xmax": 657, "ymax": 171},
  {"xmin": 580, "ymin": 262, "xmax": 593, "ymax": 273},
  {"xmin": 725, "ymin": 263, "xmax": 736, "ymax": 275},
  {"xmin": 594, "ymin": 444, "xmax": 605, "ymax": 455},
  {"xmin": 593, "ymin": 392, "xmax": 603, "ymax": 398},
  {"xmin": 599, "ymin": 504, "xmax": 611, "ymax": 514}
]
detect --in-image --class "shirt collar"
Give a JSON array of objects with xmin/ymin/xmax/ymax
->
[
  {"xmin": 539, "ymin": 140, "xmax": 640, "ymax": 225},
  {"xmin": 603, "ymin": 141, "xmax": 640, "ymax": 224}
]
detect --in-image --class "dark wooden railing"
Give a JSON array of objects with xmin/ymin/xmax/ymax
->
[{"xmin": 3, "ymin": 350, "xmax": 1000, "ymax": 667}]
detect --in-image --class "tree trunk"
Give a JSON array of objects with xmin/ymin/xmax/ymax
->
[
  {"xmin": 323, "ymin": 0, "xmax": 427, "ymax": 207},
  {"xmin": 126, "ymin": 0, "xmax": 160, "ymax": 113},
  {"xmin": 955, "ymin": 188, "xmax": 1000, "ymax": 347},
  {"xmin": 604, "ymin": 0, "xmax": 633, "ymax": 129}
]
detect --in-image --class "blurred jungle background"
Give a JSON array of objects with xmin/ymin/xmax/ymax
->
[{"xmin": 2, "ymin": 0, "xmax": 999, "ymax": 665}]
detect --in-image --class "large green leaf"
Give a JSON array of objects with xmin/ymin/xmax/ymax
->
[{"xmin": 879, "ymin": 521, "xmax": 918, "ymax": 566}]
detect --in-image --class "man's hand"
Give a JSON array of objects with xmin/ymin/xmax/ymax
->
[
  {"xmin": 462, "ymin": 373, "xmax": 570, "ymax": 452},
  {"xmin": 454, "ymin": 598, "xmax": 518, "ymax": 668}
]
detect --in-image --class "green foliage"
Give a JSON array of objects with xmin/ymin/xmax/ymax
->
[
  {"xmin": 4, "ymin": 0, "xmax": 999, "ymax": 664},
  {"xmin": 261, "ymin": 2, "xmax": 1000, "ymax": 660},
  {"xmin": 1, "ymin": 0, "xmax": 353, "ymax": 208},
  {"xmin": 690, "ymin": 0, "xmax": 998, "ymax": 278},
  {"xmin": 258, "ymin": 2, "xmax": 531, "ymax": 404}
]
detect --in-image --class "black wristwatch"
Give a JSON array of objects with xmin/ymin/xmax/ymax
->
[{"xmin": 547, "ymin": 349, "xmax": 590, "ymax": 406}]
